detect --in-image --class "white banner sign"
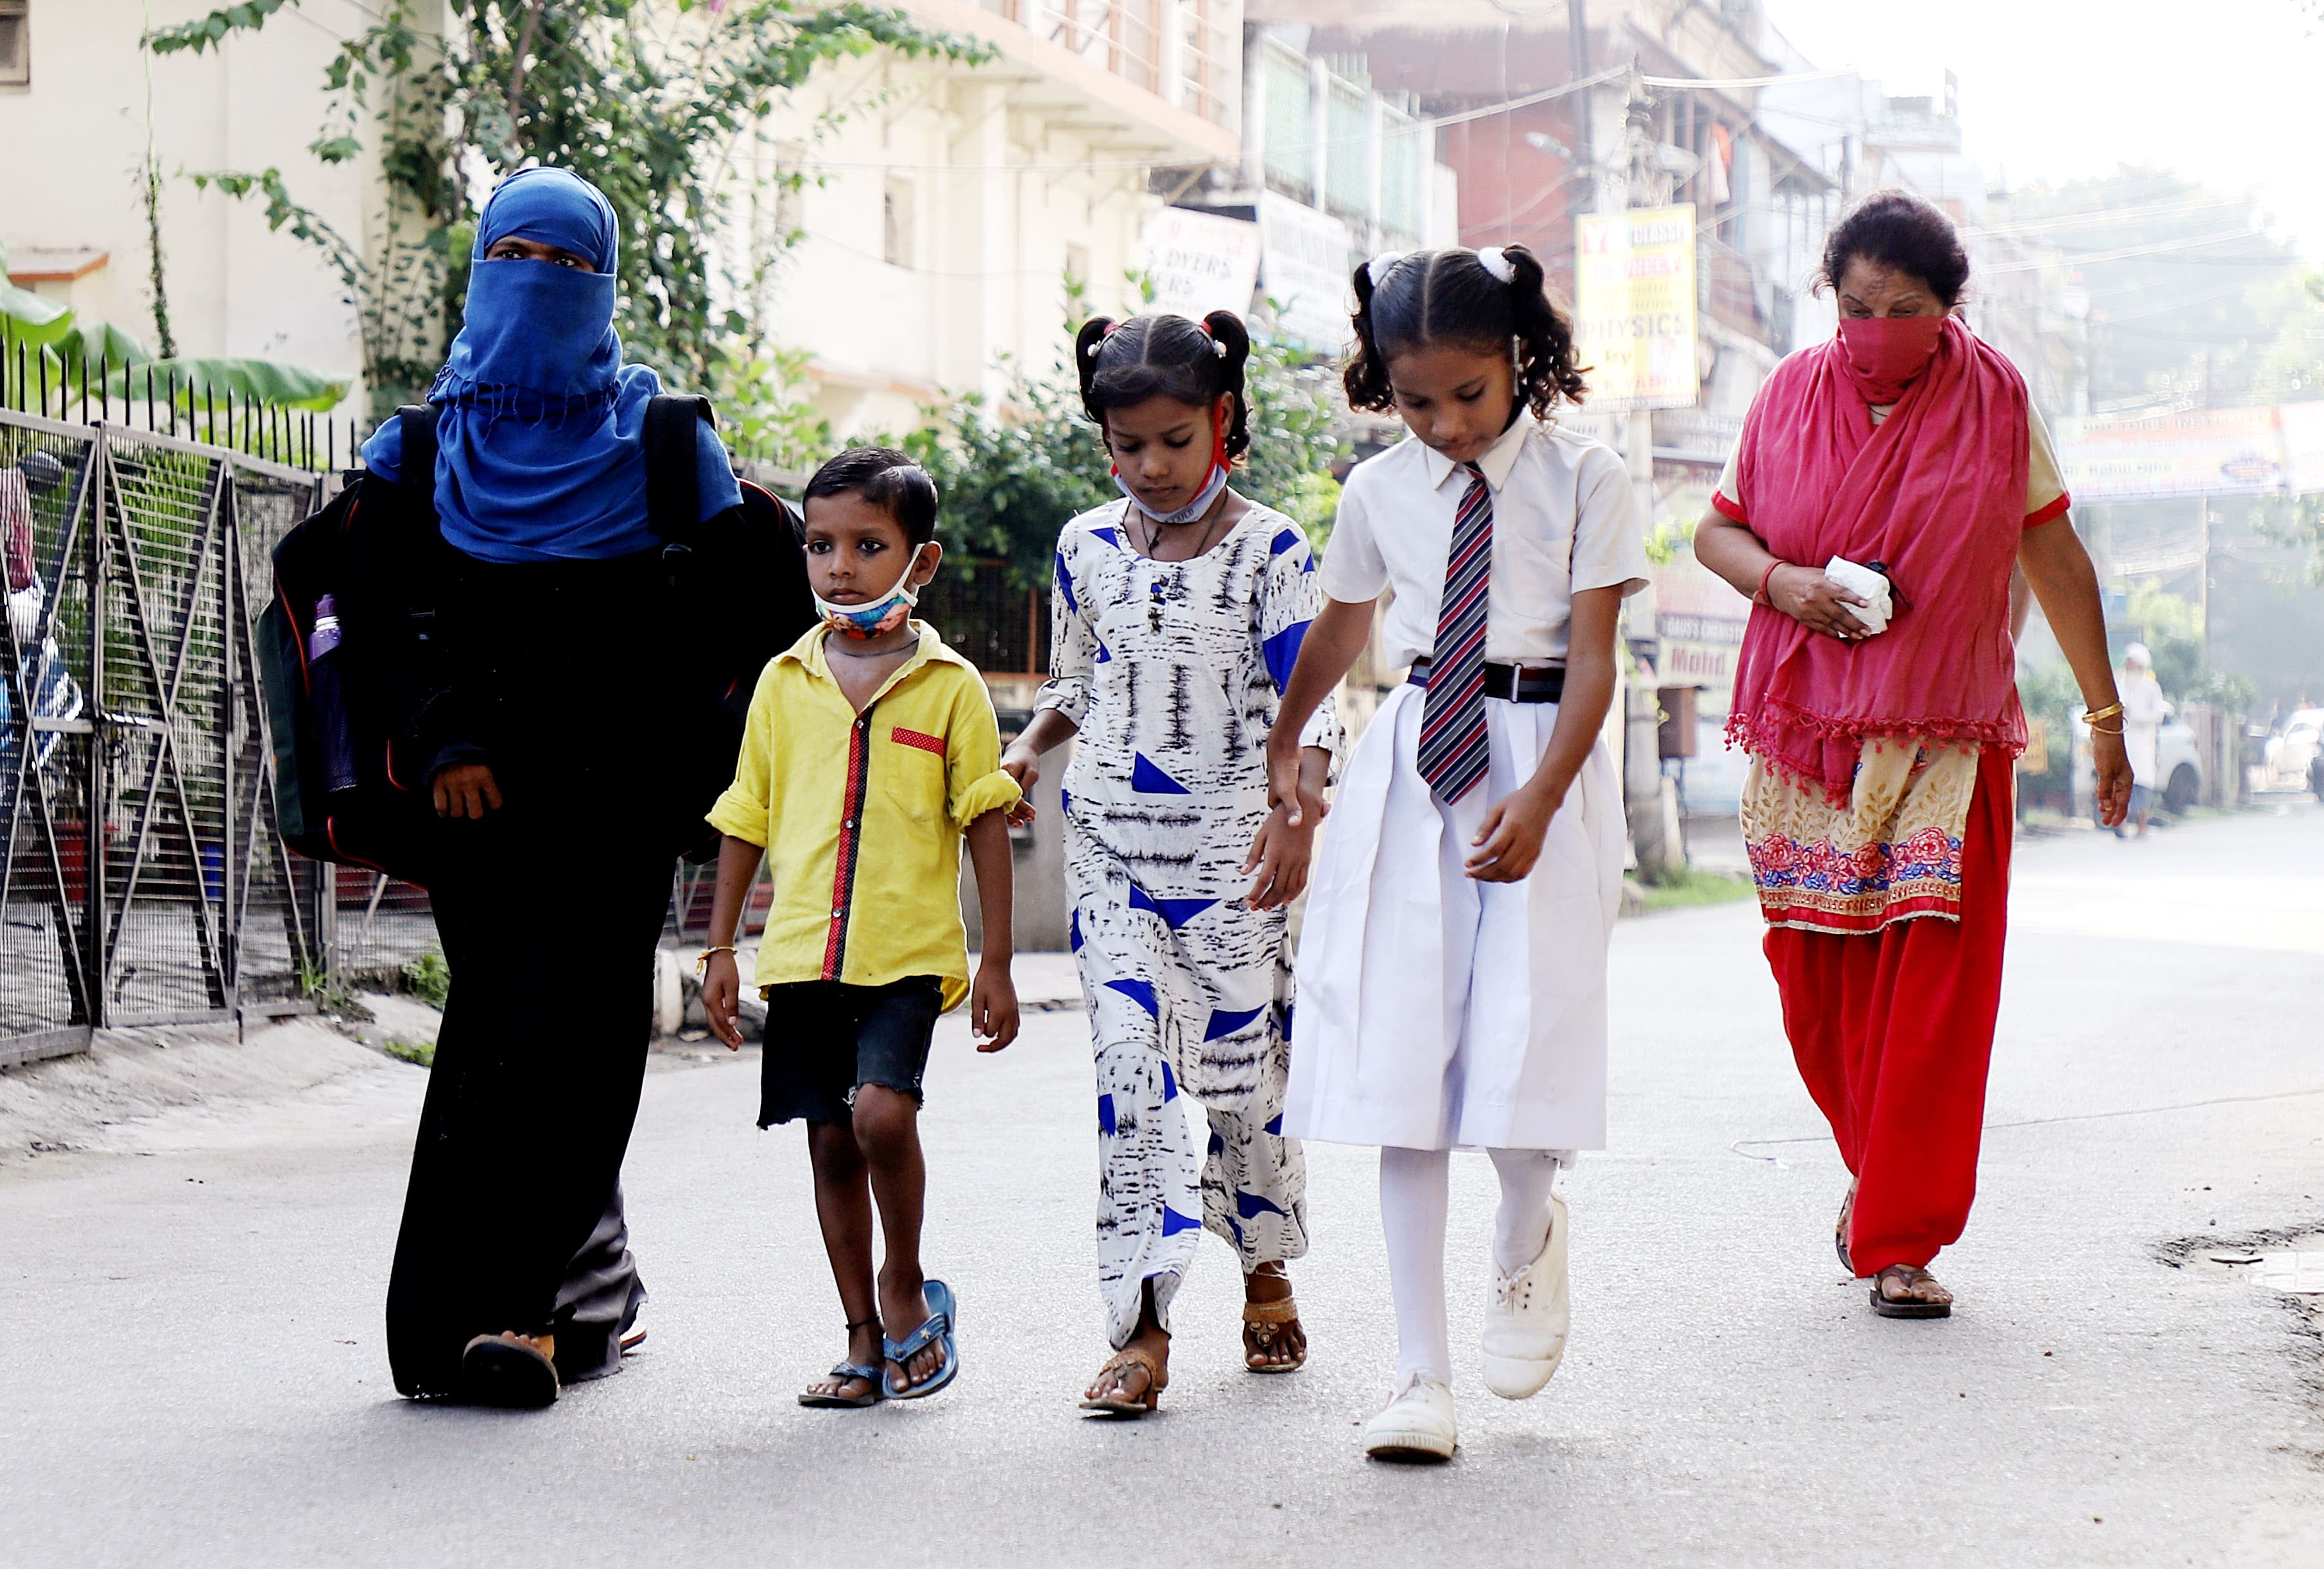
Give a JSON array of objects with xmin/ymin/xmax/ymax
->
[
  {"xmin": 1140, "ymin": 207, "xmax": 1263, "ymax": 324},
  {"xmin": 1258, "ymin": 191, "xmax": 1354, "ymax": 353}
]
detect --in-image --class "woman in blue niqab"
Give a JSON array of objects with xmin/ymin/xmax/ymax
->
[
  {"xmin": 375, "ymin": 166, "xmax": 742, "ymax": 1409},
  {"xmin": 361, "ymin": 164, "xmax": 738, "ymax": 560}
]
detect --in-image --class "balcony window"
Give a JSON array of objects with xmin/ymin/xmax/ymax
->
[
  {"xmin": 884, "ymin": 177, "xmax": 916, "ymax": 270},
  {"xmin": 0, "ymin": 1, "xmax": 28, "ymax": 87},
  {"xmin": 1174, "ymin": 0, "xmax": 1229, "ymax": 126},
  {"xmin": 1260, "ymin": 47, "xmax": 1311, "ymax": 200},
  {"xmin": 1020, "ymin": 0, "xmax": 1160, "ymax": 98},
  {"xmin": 1380, "ymin": 107, "xmax": 1425, "ymax": 241},
  {"xmin": 1324, "ymin": 78, "xmax": 1369, "ymax": 220}
]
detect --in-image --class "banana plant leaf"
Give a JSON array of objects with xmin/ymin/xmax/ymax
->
[
  {"xmin": 105, "ymin": 356, "xmax": 349, "ymax": 413},
  {"xmin": 57, "ymin": 318, "xmax": 153, "ymax": 370}
]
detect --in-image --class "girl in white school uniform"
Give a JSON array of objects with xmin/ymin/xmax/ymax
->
[{"xmin": 1263, "ymin": 245, "xmax": 1646, "ymax": 1461}]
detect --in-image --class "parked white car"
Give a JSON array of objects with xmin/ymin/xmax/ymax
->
[{"xmin": 2262, "ymin": 707, "xmax": 2324, "ymax": 795}]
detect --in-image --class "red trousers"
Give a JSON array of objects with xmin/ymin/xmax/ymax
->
[{"xmin": 1764, "ymin": 747, "xmax": 2014, "ymax": 1277}]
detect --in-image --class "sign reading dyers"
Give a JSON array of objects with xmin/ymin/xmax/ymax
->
[{"xmin": 1573, "ymin": 205, "xmax": 1700, "ymax": 412}]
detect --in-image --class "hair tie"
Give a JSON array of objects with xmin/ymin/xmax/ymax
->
[
  {"xmin": 1477, "ymin": 246, "xmax": 1517, "ymax": 284},
  {"xmin": 1366, "ymin": 252, "xmax": 1407, "ymax": 287}
]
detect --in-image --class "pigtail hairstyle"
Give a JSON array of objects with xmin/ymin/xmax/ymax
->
[
  {"xmin": 1344, "ymin": 253, "xmax": 1396, "ymax": 412},
  {"xmin": 1075, "ymin": 315, "xmax": 1118, "ymax": 417},
  {"xmin": 1343, "ymin": 245, "xmax": 1588, "ymax": 420},
  {"xmin": 1076, "ymin": 310, "xmax": 1253, "ymax": 460}
]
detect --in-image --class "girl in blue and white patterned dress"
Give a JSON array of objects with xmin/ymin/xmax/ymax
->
[{"xmin": 1000, "ymin": 310, "xmax": 1339, "ymax": 1416}]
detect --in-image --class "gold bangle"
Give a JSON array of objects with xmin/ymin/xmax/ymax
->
[
  {"xmin": 2080, "ymin": 702, "xmax": 2124, "ymax": 726},
  {"xmin": 2086, "ymin": 721, "xmax": 2124, "ymax": 737},
  {"xmin": 695, "ymin": 944, "xmax": 737, "ymax": 976}
]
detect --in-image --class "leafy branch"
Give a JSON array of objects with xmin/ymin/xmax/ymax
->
[{"xmin": 144, "ymin": 0, "xmax": 304, "ymax": 56}]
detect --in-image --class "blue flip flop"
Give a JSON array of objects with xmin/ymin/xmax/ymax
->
[{"xmin": 881, "ymin": 1279, "xmax": 958, "ymax": 1401}]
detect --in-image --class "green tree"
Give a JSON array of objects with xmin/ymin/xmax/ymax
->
[{"xmin": 148, "ymin": 0, "xmax": 982, "ymax": 411}]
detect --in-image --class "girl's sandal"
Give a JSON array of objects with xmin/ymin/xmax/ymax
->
[
  {"xmin": 1869, "ymin": 1264, "xmax": 1953, "ymax": 1319},
  {"xmin": 1079, "ymin": 1347, "xmax": 1167, "ymax": 1417},
  {"xmin": 1835, "ymin": 1179, "xmax": 1859, "ymax": 1276},
  {"xmin": 1242, "ymin": 1297, "xmax": 1306, "ymax": 1374}
]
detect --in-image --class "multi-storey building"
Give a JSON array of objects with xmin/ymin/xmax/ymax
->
[{"xmin": 767, "ymin": 0, "xmax": 1245, "ymax": 433}]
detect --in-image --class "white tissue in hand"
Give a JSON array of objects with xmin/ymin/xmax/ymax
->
[{"xmin": 1823, "ymin": 556, "xmax": 1892, "ymax": 635}]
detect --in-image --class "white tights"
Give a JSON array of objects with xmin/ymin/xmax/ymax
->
[{"xmin": 1378, "ymin": 1146, "xmax": 1564, "ymax": 1385}]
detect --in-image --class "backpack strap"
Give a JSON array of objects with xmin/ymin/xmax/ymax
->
[
  {"xmin": 645, "ymin": 393, "xmax": 715, "ymax": 546},
  {"xmin": 395, "ymin": 404, "xmax": 437, "ymax": 520}
]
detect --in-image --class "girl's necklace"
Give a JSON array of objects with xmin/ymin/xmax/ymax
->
[{"xmin": 1134, "ymin": 485, "xmax": 1233, "ymax": 562}]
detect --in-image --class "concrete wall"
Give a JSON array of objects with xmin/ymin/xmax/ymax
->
[
  {"xmin": 0, "ymin": 0, "xmax": 388, "ymax": 409},
  {"xmin": 750, "ymin": 67, "xmax": 1159, "ymax": 439}
]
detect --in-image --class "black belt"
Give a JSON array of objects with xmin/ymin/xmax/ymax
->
[{"xmin": 1406, "ymin": 659, "xmax": 1565, "ymax": 703}]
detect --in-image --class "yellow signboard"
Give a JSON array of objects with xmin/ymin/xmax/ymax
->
[{"xmin": 1574, "ymin": 205, "xmax": 1699, "ymax": 412}]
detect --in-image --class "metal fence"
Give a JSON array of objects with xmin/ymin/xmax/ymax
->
[
  {"xmin": 0, "ymin": 404, "xmax": 447, "ymax": 1066},
  {"xmin": 2, "ymin": 370, "xmax": 1025, "ymax": 1062}
]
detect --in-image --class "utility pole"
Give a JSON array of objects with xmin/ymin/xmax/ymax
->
[
  {"xmin": 1568, "ymin": 0, "xmax": 1593, "ymax": 171},
  {"xmin": 1610, "ymin": 76, "xmax": 1683, "ymax": 881}
]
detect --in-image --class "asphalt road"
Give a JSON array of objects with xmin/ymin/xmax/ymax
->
[{"xmin": 4, "ymin": 803, "xmax": 2322, "ymax": 1567}]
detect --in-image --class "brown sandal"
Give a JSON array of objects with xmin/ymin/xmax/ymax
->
[
  {"xmin": 1870, "ymin": 1263, "xmax": 1953, "ymax": 1319},
  {"xmin": 1835, "ymin": 1179, "xmax": 1858, "ymax": 1276},
  {"xmin": 1079, "ymin": 1346, "xmax": 1167, "ymax": 1417},
  {"xmin": 1242, "ymin": 1297, "xmax": 1306, "ymax": 1374}
]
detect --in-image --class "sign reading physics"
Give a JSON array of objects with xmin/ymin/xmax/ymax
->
[
  {"xmin": 1574, "ymin": 205, "xmax": 1700, "ymax": 412},
  {"xmin": 1141, "ymin": 207, "xmax": 1263, "ymax": 324}
]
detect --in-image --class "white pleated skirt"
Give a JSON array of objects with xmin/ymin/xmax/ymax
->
[{"xmin": 1284, "ymin": 682, "xmax": 1624, "ymax": 1152}]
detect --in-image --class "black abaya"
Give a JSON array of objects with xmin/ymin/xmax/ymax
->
[{"xmin": 380, "ymin": 546, "xmax": 713, "ymax": 1397}]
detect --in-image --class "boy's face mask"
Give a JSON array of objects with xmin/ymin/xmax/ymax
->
[{"xmin": 814, "ymin": 542, "xmax": 927, "ymax": 639}]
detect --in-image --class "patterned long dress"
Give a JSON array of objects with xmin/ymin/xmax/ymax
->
[{"xmin": 1034, "ymin": 496, "xmax": 1340, "ymax": 1348}]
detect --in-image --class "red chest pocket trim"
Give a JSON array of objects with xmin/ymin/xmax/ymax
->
[{"xmin": 890, "ymin": 726, "xmax": 947, "ymax": 757}]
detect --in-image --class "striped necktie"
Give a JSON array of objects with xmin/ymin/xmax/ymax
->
[{"xmin": 1416, "ymin": 463, "xmax": 1493, "ymax": 802}]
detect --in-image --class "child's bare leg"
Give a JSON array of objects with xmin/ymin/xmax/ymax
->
[
  {"xmin": 803, "ymin": 1118, "xmax": 882, "ymax": 1401},
  {"xmin": 852, "ymin": 1086, "xmax": 942, "ymax": 1389}
]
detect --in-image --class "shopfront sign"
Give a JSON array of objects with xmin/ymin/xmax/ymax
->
[{"xmin": 1574, "ymin": 204, "xmax": 1701, "ymax": 412}]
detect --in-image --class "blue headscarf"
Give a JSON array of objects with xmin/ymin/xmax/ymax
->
[{"xmin": 369, "ymin": 168, "xmax": 664, "ymax": 562}]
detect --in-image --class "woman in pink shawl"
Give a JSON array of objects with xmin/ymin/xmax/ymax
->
[{"xmin": 1695, "ymin": 191, "xmax": 2132, "ymax": 1319}]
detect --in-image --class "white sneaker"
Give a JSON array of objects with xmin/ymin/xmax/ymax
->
[
  {"xmin": 1362, "ymin": 1371, "xmax": 1459, "ymax": 1461},
  {"xmin": 1480, "ymin": 1190, "xmax": 1570, "ymax": 1400}
]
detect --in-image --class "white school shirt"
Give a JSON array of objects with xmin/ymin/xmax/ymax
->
[{"xmin": 1317, "ymin": 414, "xmax": 1649, "ymax": 671}]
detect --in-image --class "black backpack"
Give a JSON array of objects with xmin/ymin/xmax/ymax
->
[{"xmin": 256, "ymin": 395, "xmax": 815, "ymax": 886}]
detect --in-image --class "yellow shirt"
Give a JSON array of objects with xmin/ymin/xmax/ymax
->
[{"xmin": 707, "ymin": 622, "xmax": 1021, "ymax": 1011}]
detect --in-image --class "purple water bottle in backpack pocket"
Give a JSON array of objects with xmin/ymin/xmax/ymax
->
[{"xmin": 308, "ymin": 593, "xmax": 362, "ymax": 794}]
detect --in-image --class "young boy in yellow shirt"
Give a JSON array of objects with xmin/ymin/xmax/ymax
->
[{"xmin": 701, "ymin": 447, "xmax": 1021, "ymax": 1407}]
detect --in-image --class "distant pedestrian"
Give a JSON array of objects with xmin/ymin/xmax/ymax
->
[
  {"xmin": 700, "ymin": 447, "xmax": 1022, "ymax": 1407},
  {"xmin": 1269, "ymin": 245, "xmax": 1645, "ymax": 1461},
  {"xmin": 1693, "ymin": 189, "xmax": 2133, "ymax": 1320},
  {"xmin": 368, "ymin": 168, "xmax": 800, "ymax": 1407},
  {"xmin": 2117, "ymin": 643, "xmax": 2167, "ymax": 835},
  {"xmin": 999, "ymin": 309, "xmax": 1340, "ymax": 1417}
]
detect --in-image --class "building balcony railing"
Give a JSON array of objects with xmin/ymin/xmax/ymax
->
[{"xmin": 977, "ymin": 0, "xmax": 1235, "ymax": 127}]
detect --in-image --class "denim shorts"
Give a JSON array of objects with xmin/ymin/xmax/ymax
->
[{"xmin": 756, "ymin": 975, "xmax": 944, "ymax": 1128}]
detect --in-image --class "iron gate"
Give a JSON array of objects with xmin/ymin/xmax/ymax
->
[{"xmin": 0, "ymin": 406, "xmax": 331, "ymax": 1064}]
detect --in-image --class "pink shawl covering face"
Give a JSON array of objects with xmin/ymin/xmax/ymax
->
[{"xmin": 1724, "ymin": 318, "xmax": 2031, "ymax": 802}]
